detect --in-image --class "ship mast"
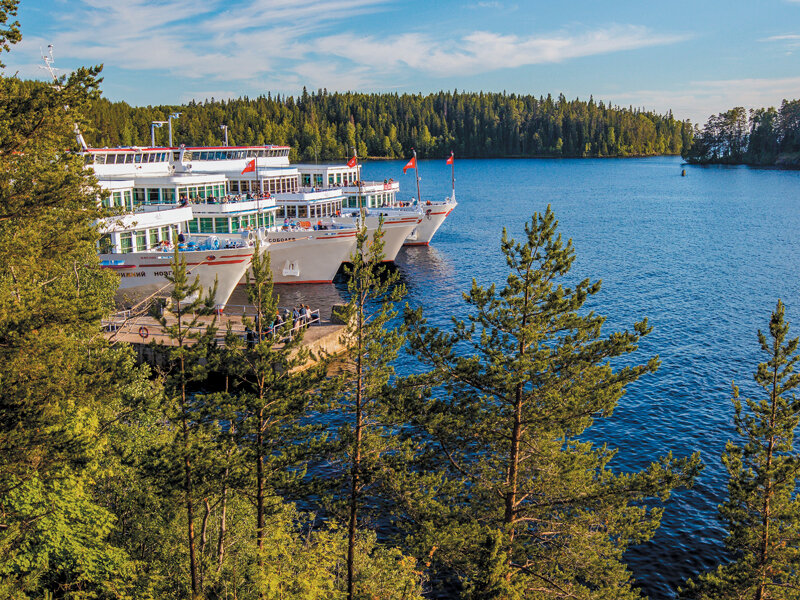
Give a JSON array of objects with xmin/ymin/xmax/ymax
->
[
  {"xmin": 413, "ymin": 148, "xmax": 422, "ymax": 205},
  {"xmin": 40, "ymin": 45, "xmax": 88, "ymax": 151}
]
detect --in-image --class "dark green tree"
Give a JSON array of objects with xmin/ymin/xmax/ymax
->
[
  {"xmin": 151, "ymin": 248, "xmax": 218, "ymax": 599},
  {"xmin": 682, "ymin": 300, "xmax": 800, "ymax": 600},
  {"xmin": 332, "ymin": 223, "xmax": 407, "ymax": 600},
  {"xmin": 403, "ymin": 206, "xmax": 701, "ymax": 598},
  {"xmin": 211, "ymin": 244, "xmax": 328, "ymax": 595}
]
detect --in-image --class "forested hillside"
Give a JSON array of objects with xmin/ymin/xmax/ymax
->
[
  {"xmin": 85, "ymin": 89, "xmax": 693, "ymax": 160},
  {"xmin": 682, "ymin": 99, "xmax": 800, "ymax": 166}
]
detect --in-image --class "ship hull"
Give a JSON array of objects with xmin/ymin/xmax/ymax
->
[
  {"xmin": 333, "ymin": 215, "xmax": 421, "ymax": 262},
  {"xmin": 100, "ymin": 246, "xmax": 255, "ymax": 307},
  {"xmin": 404, "ymin": 202, "xmax": 456, "ymax": 245},
  {"xmin": 254, "ymin": 229, "xmax": 358, "ymax": 284}
]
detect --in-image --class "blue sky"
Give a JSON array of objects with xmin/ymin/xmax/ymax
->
[{"xmin": 6, "ymin": 0, "xmax": 800, "ymax": 123}]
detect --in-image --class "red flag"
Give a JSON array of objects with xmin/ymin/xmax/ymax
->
[
  {"xmin": 347, "ymin": 155, "xmax": 358, "ymax": 168},
  {"xmin": 446, "ymin": 153, "xmax": 454, "ymax": 165},
  {"xmin": 403, "ymin": 156, "xmax": 416, "ymax": 174},
  {"xmin": 241, "ymin": 159, "xmax": 256, "ymax": 174}
]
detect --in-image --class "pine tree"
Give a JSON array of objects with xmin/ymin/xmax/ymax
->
[
  {"xmin": 333, "ymin": 223, "xmax": 407, "ymax": 600},
  {"xmin": 0, "ymin": 5, "xmax": 150, "ymax": 595},
  {"xmin": 403, "ymin": 206, "xmax": 701, "ymax": 598},
  {"xmin": 211, "ymin": 244, "xmax": 328, "ymax": 595},
  {"xmin": 152, "ymin": 247, "xmax": 219, "ymax": 599},
  {"xmin": 682, "ymin": 300, "xmax": 800, "ymax": 600}
]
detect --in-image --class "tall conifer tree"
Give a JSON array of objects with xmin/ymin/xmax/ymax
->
[
  {"xmin": 334, "ymin": 223, "xmax": 407, "ymax": 600},
  {"xmin": 683, "ymin": 300, "xmax": 800, "ymax": 600},
  {"xmin": 403, "ymin": 207, "xmax": 700, "ymax": 599}
]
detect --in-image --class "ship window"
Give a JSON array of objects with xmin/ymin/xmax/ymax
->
[
  {"xmin": 148, "ymin": 189, "xmax": 160, "ymax": 204},
  {"xmin": 163, "ymin": 189, "xmax": 175, "ymax": 204},
  {"xmin": 328, "ymin": 174, "xmax": 334, "ymax": 185},
  {"xmin": 135, "ymin": 230, "xmax": 147, "ymax": 251},
  {"xmin": 120, "ymin": 232, "xmax": 133, "ymax": 253},
  {"xmin": 199, "ymin": 218, "xmax": 214, "ymax": 233},
  {"xmin": 214, "ymin": 218, "xmax": 230, "ymax": 234},
  {"xmin": 302, "ymin": 174, "xmax": 311, "ymax": 186},
  {"xmin": 299, "ymin": 205, "xmax": 308, "ymax": 218},
  {"xmin": 149, "ymin": 229, "xmax": 159, "ymax": 247},
  {"xmin": 125, "ymin": 154, "xmax": 134, "ymax": 164},
  {"xmin": 314, "ymin": 174, "xmax": 323, "ymax": 187},
  {"xmin": 94, "ymin": 154, "xmax": 106, "ymax": 165},
  {"xmin": 188, "ymin": 219, "xmax": 198, "ymax": 233},
  {"xmin": 336, "ymin": 173, "xmax": 341, "ymax": 184},
  {"xmin": 134, "ymin": 153, "xmax": 142, "ymax": 163},
  {"xmin": 99, "ymin": 234, "xmax": 113, "ymax": 254}
]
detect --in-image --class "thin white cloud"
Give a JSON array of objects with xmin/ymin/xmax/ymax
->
[
  {"xmin": 315, "ymin": 25, "xmax": 687, "ymax": 77},
  {"xmin": 762, "ymin": 34, "xmax": 800, "ymax": 41},
  {"xmin": 6, "ymin": 0, "xmax": 688, "ymax": 103},
  {"xmin": 613, "ymin": 76, "xmax": 800, "ymax": 124}
]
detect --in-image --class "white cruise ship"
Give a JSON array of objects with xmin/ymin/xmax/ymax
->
[
  {"xmin": 97, "ymin": 179, "xmax": 255, "ymax": 307},
  {"xmin": 86, "ymin": 146, "xmax": 354, "ymax": 285},
  {"xmin": 185, "ymin": 147, "xmax": 423, "ymax": 258}
]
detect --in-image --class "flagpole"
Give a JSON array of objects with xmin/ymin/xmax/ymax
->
[
  {"xmin": 413, "ymin": 148, "xmax": 422, "ymax": 205},
  {"xmin": 353, "ymin": 147, "xmax": 363, "ymax": 225},
  {"xmin": 450, "ymin": 150, "xmax": 455, "ymax": 200},
  {"xmin": 255, "ymin": 157, "xmax": 262, "ymax": 229}
]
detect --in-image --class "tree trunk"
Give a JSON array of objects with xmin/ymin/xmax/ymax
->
[
  {"xmin": 756, "ymin": 362, "xmax": 780, "ymax": 600},
  {"xmin": 256, "ymin": 404, "xmax": 265, "ymax": 595},
  {"xmin": 347, "ymin": 299, "xmax": 365, "ymax": 600}
]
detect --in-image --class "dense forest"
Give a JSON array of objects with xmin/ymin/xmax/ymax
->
[
  {"xmin": 10, "ymin": 2, "xmax": 800, "ymax": 598},
  {"xmin": 682, "ymin": 99, "xmax": 800, "ymax": 166},
  {"xmin": 85, "ymin": 90, "xmax": 693, "ymax": 160}
]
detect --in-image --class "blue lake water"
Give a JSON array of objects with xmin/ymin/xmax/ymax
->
[{"xmin": 275, "ymin": 156, "xmax": 800, "ymax": 599}]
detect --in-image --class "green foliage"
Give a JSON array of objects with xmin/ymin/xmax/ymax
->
[
  {"xmin": 402, "ymin": 206, "xmax": 701, "ymax": 598},
  {"xmin": 0, "ymin": 24, "xmax": 153, "ymax": 599},
  {"xmin": 683, "ymin": 100, "xmax": 800, "ymax": 166},
  {"xmin": 682, "ymin": 300, "xmax": 800, "ymax": 600},
  {"xmin": 82, "ymin": 90, "xmax": 689, "ymax": 159},
  {"xmin": 328, "ymin": 222, "xmax": 408, "ymax": 599}
]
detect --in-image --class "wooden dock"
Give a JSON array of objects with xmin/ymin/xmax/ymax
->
[{"xmin": 102, "ymin": 310, "xmax": 350, "ymax": 370}]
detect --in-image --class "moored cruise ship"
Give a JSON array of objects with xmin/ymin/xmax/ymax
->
[
  {"xmin": 97, "ymin": 179, "xmax": 255, "ymax": 307},
  {"xmin": 185, "ymin": 146, "xmax": 447, "ymax": 249},
  {"xmin": 188, "ymin": 151, "xmax": 420, "ymax": 260},
  {"xmin": 86, "ymin": 146, "xmax": 353, "ymax": 285}
]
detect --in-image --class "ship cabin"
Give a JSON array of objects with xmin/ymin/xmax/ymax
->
[
  {"xmin": 96, "ymin": 180, "xmax": 187, "ymax": 254},
  {"xmin": 186, "ymin": 198, "xmax": 280, "ymax": 235},
  {"xmin": 295, "ymin": 164, "xmax": 403, "ymax": 210},
  {"xmin": 184, "ymin": 145, "xmax": 292, "ymax": 171},
  {"xmin": 273, "ymin": 188, "xmax": 345, "ymax": 221},
  {"xmin": 225, "ymin": 167, "xmax": 300, "ymax": 196},
  {"xmin": 86, "ymin": 147, "xmax": 173, "ymax": 179}
]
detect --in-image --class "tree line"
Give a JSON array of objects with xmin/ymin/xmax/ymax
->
[
  {"xmin": 84, "ymin": 89, "xmax": 692, "ymax": 161},
  {"xmin": 6, "ymin": 4, "xmax": 800, "ymax": 598},
  {"xmin": 682, "ymin": 100, "xmax": 800, "ymax": 166}
]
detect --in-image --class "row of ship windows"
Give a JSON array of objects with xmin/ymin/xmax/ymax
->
[
  {"xmin": 187, "ymin": 148, "xmax": 289, "ymax": 160},
  {"xmin": 228, "ymin": 178, "xmax": 298, "ymax": 194},
  {"xmin": 344, "ymin": 193, "xmax": 392, "ymax": 208},
  {"xmin": 99, "ymin": 226, "xmax": 178, "ymax": 254},
  {"xmin": 301, "ymin": 172, "xmax": 357, "ymax": 187},
  {"xmin": 93, "ymin": 152, "xmax": 170, "ymax": 165},
  {"xmin": 277, "ymin": 202, "xmax": 341, "ymax": 219},
  {"xmin": 187, "ymin": 213, "xmax": 275, "ymax": 234}
]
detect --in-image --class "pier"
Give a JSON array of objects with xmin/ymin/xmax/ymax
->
[{"xmin": 102, "ymin": 305, "xmax": 350, "ymax": 371}]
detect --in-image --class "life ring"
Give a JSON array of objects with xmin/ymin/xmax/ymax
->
[{"xmin": 138, "ymin": 326, "xmax": 149, "ymax": 339}]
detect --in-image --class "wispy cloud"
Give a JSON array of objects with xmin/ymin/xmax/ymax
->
[
  {"xmin": 613, "ymin": 76, "xmax": 800, "ymax": 124},
  {"xmin": 315, "ymin": 25, "xmax": 687, "ymax": 78},
  {"xmin": 6, "ymin": 0, "xmax": 688, "ymax": 103}
]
